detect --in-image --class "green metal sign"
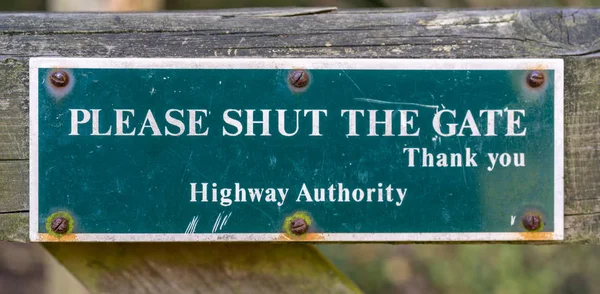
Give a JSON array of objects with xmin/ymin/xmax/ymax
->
[{"xmin": 30, "ymin": 58, "xmax": 563, "ymax": 242}]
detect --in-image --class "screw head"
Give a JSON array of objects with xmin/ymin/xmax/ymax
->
[
  {"xmin": 289, "ymin": 218, "xmax": 309, "ymax": 235},
  {"xmin": 50, "ymin": 216, "xmax": 69, "ymax": 234},
  {"xmin": 526, "ymin": 71, "xmax": 545, "ymax": 88},
  {"xmin": 50, "ymin": 70, "xmax": 70, "ymax": 88},
  {"xmin": 522, "ymin": 213, "xmax": 542, "ymax": 231},
  {"xmin": 288, "ymin": 69, "xmax": 309, "ymax": 88}
]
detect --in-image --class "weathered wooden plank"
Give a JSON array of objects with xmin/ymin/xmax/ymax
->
[
  {"xmin": 0, "ymin": 160, "xmax": 27, "ymax": 213},
  {"xmin": 43, "ymin": 242, "xmax": 361, "ymax": 293},
  {"xmin": 0, "ymin": 59, "xmax": 28, "ymax": 160},
  {"xmin": 0, "ymin": 212, "xmax": 28, "ymax": 242},
  {"xmin": 0, "ymin": 9, "xmax": 596, "ymax": 58},
  {"xmin": 563, "ymin": 57, "xmax": 600, "ymax": 243},
  {"xmin": 0, "ymin": 8, "xmax": 599, "ymax": 243}
]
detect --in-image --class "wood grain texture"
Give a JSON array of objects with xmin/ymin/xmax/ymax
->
[
  {"xmin": 0, "ymin": 8, "xmax": 599, "ymax": 243},
  {"xmin": 0, "ymin": 212, "xmax": 28, "ymax": 242},
  {"xmin": 43, "ymin": 242, "xmax": 361, "ymax": 294},
  {"xmin": 563, "ymin": 58, "xmax": 600, "ymax": 243},
  {"xmin": 0, "ymin": 161, "xmax": 27, "ymax": 213}
]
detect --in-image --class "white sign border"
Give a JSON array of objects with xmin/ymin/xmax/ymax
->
[{"xmin": 29, "ymin": 58, "xmax": 564, "ymax": 242}]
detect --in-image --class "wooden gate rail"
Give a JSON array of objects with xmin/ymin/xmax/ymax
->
[{"xmin": 0, "ymin": 6, "xmax": 599, "ymax": 292}]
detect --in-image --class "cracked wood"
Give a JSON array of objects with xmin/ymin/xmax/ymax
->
[{"xmin": 0, "ymin": 8, "xmax": 599, "ymax": 243}]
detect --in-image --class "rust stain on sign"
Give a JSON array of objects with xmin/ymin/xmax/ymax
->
[
  {"xmin": 276, "ymin": 233, "xmax": 326, "ymax": 241},
  {"xmin": 38, "ymin": 233, "xmax": 79, "ymax": 242},
  {"xmin": 517, "ymin": 232, "xmax": 555, "ymax": 241}
]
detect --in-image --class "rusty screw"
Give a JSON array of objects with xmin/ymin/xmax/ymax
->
[
  {"xmin": 526, "ymin": 70, "xmax": 545, "ymax": 88},
  {"xmin": 290, "ymin": 218, "xmax": 309, "ymax": 235},
  {"xmin": 50, "ymin": 216, "xmax": 69, "ymax": 234},
  {"xmin": 50, "ymin": 70, "xmax": 70, "ymax": 88},
  {"xmin": 288, "ymin": 69, "xmax": 309, "ymax": 88},
  {"xmin": 522, "ymin": 213, "xmax": 542, "ymax": 231}
]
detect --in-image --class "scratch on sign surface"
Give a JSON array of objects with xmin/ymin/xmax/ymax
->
[
  {"xmin": 185, "ymin": 215, "xmax": 199, "ymax": 234},
  {"xmin": 354, "ymin": 97, "xmax": 441, "ymax": 112},
  {"xmin": 212, "ymin": 212, "xmax": 233, "ymax": 233}
]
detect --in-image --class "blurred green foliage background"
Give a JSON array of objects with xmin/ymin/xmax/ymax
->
[
  {"xmin": 320, "ymin": 244, "xmax": 598, "ymax": 293},
  {"xmin": 0, "ymin": 0, "xmax": 598, "ymax": 293}
]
